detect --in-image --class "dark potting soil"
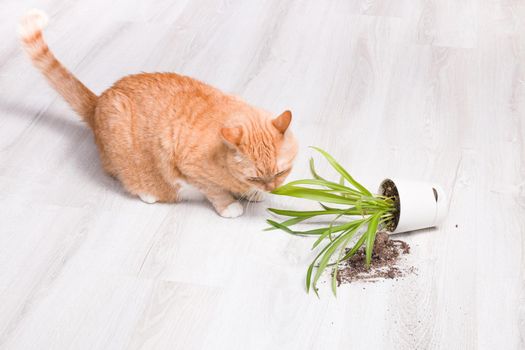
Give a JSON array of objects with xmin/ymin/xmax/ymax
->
[
  {"xmin": 380, "ymin": 179, "xmax": 400, "ymax": 232},
  {"xmin": 336, "ymin": 231, "xmax": 415, "ymax": 285}
]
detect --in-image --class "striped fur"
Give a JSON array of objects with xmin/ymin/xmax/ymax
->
[{"xmin": 19, "ymin": 9, "xmax": 97, "ymax": 122}]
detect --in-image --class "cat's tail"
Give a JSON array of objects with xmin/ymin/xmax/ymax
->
[{"xmin": 19, "ymin": 9, "xmax": 97, "ymax": 123}]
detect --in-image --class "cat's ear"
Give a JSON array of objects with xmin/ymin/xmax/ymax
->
[
  {"xmin": 272, "ymin": 110, "xmax": 292, "ymax": 134},
  {"xmin": 221, "ymin": 126, "xmax": 243, "ymax": 146}
]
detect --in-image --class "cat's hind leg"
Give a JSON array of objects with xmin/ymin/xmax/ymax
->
[{"xmin": 122, "ymin": 169, "xmax": 180, "ymax": 204}]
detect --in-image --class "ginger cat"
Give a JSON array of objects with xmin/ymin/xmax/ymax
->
[{"xmin": 19, "ymin": 9, "xmax": 298, "ymax": 218}]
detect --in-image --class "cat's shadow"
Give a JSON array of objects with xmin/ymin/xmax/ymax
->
[
  {"xmin": 0, "ymin": 100, "xmax": 130, "ymax": 199},
  {"xmin": 0, "ymin": 100, "xmax": 254, "ymax": 215}
]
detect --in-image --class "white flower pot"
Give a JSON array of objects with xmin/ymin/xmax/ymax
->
[{"xmin": 378, "ymin": 179, "xmax": 448, "ymax": 234}]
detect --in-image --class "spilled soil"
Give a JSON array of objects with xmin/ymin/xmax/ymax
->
[{"xmin": 336, "ymin": 231, "xmax": 415, "ymax": 285}]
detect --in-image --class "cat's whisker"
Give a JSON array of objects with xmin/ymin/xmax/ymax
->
[
  {"xmin": 247, "ymin": 188, "xmax": 261, "ymax": 213},
  {"xmin": 246, "ymin": 190, "xmax": 256, "ymax": 213},
  {"xmin": 243, "ymin": 190, "xmax": 254, "ymax": 213},
  {"xmin": 238, "ymin": 189, "xmax": 250, "ymax": 201}
]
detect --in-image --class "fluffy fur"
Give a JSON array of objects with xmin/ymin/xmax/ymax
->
[{"xmin": 19, "ymin": 9, "xmax": 298, "ymax": 218}]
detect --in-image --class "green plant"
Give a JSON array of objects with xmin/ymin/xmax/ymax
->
[{"xmin": 266, "ymin": 147, "xmax": 397, "ymax": 296}]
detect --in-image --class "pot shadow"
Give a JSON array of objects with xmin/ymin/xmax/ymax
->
[{"xmin": 392, "ymin": 226, "xmax": 438, "ymax": 239}]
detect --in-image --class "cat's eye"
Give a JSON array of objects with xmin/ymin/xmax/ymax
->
[
  {"xmin": 248, "ymin": 177, "xmax": 264, "ymax": 182},
  {"xmin": 248, "ymin": 169, "xmax": 290, "ymax": 183},
  {"xmin": 275, "ymin": 169, "xmax": 290, "ymax": 177}
]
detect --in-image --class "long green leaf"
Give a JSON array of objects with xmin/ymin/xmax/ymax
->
[
  {"xmin": 266, "ymin": 220, "xmax": 323, "ymax": 235},
  {"xmin": 266, "ymin": 220, "xmax": 296, "ymax": 234},
  {"xmin": 310, "ymin": 146, "xmax": 372, "ymax": 196},
  {"xmin": 309, "ymin": 157, "xmax": 327, "ymax": 181},
  {"xmin": 319, "ymin": 203, "xmax": 338, "ymax": 211},
  {"xmin": 266, "ymin": 220, "xmax": 329, "ymax": 235},
  {"xmin": 330, "ymin": 222, "xmax": 365, "ymax": 296},
  {"xmin": 306, "ymin": 237, "xmax": 335, "ymax": 294},
  {"xmin": 306, "ymin": 263, "xmax": 315, "ymax": 294},
  {"xmin": 264, "ymin": 216, "xmax": 310, "ymax": 231},
  {"xmin": 312, "ymin": 230, "xmax": 355, "ymax": 295},
  {"xmin": 364, "ymin": 213, "xmax": 381, "ymax": 266},
  {"xmin": 279, "ymin": 179, "xmax": 363, "ymax": 197},
  {"xmin": 271, "ymin": 187, "xmax": 357, "ymax": 205},
  {"xmin": 331, "ymin": 266, "xmax": 338, "ymax": 296},
  {"xmin": 312, "ymin": 219, "xmax": 364, "ymax": 249},
  {"xmin": 267, "ymin": 219, "xmax": 360, "ymax": 236},
  {"xmin": 331, "ymin": 233, "xmax": 353, "ymax": 296},
  {"xmin": 339, "ymin": 220, "xmax": 371, "ymax": 261},
  {"xmin": 313, "ymin": 214, "xmax": 345, "ymax": 248},
  {"xmin": 268, "ymin": 208, "xmax": 347, "ymax": 217}
]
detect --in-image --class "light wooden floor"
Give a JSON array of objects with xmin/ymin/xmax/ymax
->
[{"xmin": 1, "ymin": 1, "xmax": 524, "ymax": 349}]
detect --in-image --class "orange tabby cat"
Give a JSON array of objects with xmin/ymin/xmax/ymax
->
[{"xmin": 19, "ymin": 9, "xmax": 298, "ymax": 218}]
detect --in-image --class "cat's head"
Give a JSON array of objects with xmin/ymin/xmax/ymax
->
[{"xmin": 221, "ymin": 110, "xmax": 298, "ymax": 192}]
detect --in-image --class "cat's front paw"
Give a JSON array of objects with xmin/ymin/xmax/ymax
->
[{"xmin": 219, "ymin": 201, "xmax": 244, "ymax": 218}]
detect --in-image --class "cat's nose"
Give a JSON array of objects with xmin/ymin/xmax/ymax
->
[{"xmin": 264, "ymin": 182, "xmax": 276, "ymax": 191}]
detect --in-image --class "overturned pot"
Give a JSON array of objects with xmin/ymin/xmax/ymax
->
[{"xmin": 378, "ymin": 179, "xmax": 448, "ymax": 234}]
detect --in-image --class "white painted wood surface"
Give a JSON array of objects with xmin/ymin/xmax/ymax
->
[{"xmin": 1, "ymin": 1, "xmax": 524, "ymax": 349}]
